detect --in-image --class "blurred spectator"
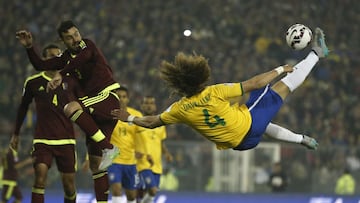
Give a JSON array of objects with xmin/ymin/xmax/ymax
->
[
  {"xmin": 334, "ymin": 168, "xmax": 356, "ymax": 195},
  {"xmin": 268, "ymin": 162, "xmax": 288, "ymax": 192},
  {"xmin": 159, "ymin": 167, "xmax": 179, "ymax": 191}
]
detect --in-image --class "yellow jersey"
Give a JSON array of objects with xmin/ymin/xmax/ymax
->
[
  {"xmin": 160, "ymin": 83, "xmax": 251, "ymax": 150},
  {"xmin": 136, "ymin": 126, "xmax": 167, "ymax": 174},
  {"xmin": 111, "ymin": 107, "xmax": 143, "ymax": 164}
]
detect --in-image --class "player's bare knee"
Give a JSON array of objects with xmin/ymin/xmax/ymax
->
[{"xmin": 64, "ymin": 101, "xmax": 83, "ymax": 117}]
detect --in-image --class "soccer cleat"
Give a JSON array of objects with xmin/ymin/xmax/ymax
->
[
  {"xmin": 98, "ymin": 146, "xmax": 120, "ymax": 170},
  {"xmin": 301, "ymin": 135, "xmax": 319, "ymax": 150},
  {"xmin": 311, "ymin": 27, "xmax": 329, "ymax": 58}
]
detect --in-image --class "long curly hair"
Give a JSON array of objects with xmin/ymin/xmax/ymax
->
[{"xmin": 160, "ymin": 52, "xmax": 210, "ymax": 97}]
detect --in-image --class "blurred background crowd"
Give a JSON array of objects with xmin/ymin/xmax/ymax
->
[{"xmin": 0, "ymin": 0, "xmax": 359, "ymax": 194}]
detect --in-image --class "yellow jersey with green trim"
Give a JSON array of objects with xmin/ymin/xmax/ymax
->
[
  {"xmin": 136, "ymin": 126, "xmax": 167, "ymax": 174},
  {"xmin": 111, "ymin": 107, "xmax": 143, "ymax": 164},
  {"xmin": 160, "ymin": 83, "xmax": 251, "ymax": 150}
]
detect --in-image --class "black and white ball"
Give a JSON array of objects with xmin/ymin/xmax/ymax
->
[{"xmin": 286, "ymin": 24, "xmax": 312, "ymax": 50}]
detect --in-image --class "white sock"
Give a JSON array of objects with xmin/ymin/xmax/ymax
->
[
  {"xmin": 141, "ymin": 193, "xmax": 155, "ymax": 203},
  {"xmin": 281, "ymin": 51, "xmax": 319, "ymax": 92},
  {"xmin": 112, "ymin": 196, "xmax": 123, "ymax": 203},
  {"xmin": 265, "ymin": 122, "xmax": 303, "ymax": 143}
]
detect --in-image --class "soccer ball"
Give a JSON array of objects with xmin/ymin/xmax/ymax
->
[{"xmin": 285, "ymin": 24, "xmax": 312, "ymax": 50}]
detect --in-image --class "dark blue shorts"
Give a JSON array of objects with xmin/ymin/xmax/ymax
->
[
  {"xmin": 233, "ymin": 85, "xmax": 283, "ymax": 151},
  {"xmin": 107, "ymin": 164, "xmax": 139, "ymax": 190},
  {"xmin": 139, "ymin": 169, "xmax": 160, "ymax": 189}
]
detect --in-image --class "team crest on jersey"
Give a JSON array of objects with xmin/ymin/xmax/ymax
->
[{"xmin": 38, "ymin": 86, "xmax": 45, "ymax": 91}]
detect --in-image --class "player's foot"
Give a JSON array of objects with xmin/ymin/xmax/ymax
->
[
  {"xmin": 301, "ymin": 135, "xmax": 318, "ymax": 150},
  {"xmin": 312, "ymin": 27, "xmax": 329, "ymax": 58},
  {"xmin": 98, "ymin": 146, "xmax": 120, "ymax": 170}
]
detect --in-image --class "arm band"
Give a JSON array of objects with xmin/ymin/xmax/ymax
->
[
  {"xmin": 128, "ymin": 115, "xmax": 135, "ymax": 122},
  {"xmin": 275, "ymin": 66, "xmax": 284, "ymax": 75}
]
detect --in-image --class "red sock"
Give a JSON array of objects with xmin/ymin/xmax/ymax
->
[
  {"xmin": 70, "ymin": 110, "xmax": 112, "ymax": 149},
  {"xmin": 93, "ymin": 171, "xmax": 109, "ymax": 201},
  {"xmin": 31, "ymin": 187, "xmax": 44, "ymax": 203},
  {"xmin": 70, "ymin": 110, "xmax": 99, "ymax": 136}
]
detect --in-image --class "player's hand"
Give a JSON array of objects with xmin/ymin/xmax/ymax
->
[
  {"xmin": 10, "ymin": 134, "xmax": 19, "ymax": 150},
  {"xmin": 135, "ymin": 151, "xmax": 144, "ymax": 159},
  {"xmin": 15, "ymin": 30, "xmax": 33, "ymax": 48},
  {"xmin": 111, "ymin": 109, "xmax": 130, "ymax": 122},
  {"xmin": 146, "ymin": 154, "xmax": 154, "ymax": 167},
  {"xmin": 47, "ymin": 72, "xmax": 63, "ymax": 91}
]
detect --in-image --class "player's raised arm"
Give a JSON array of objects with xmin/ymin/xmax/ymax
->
[
  {"xmin": 241, "ymin": 64, "xmax": 293, "ymax": 93},
  {"xmin": 111, "ymin": 109, "xmax": 163, "ymax": 129},
  {"xmin": 16, "ymin": 30, "xmax": 65, "ymax": 71}
]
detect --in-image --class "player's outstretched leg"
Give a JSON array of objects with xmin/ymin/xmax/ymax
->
[{"xmin": 265, "ymin": 123, "xmax": 318, "ymax": 150}]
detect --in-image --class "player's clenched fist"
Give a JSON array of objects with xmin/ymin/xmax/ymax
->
[{"xmin": 16, "ymin": 30, "xmax": 33, "ymax": 48}]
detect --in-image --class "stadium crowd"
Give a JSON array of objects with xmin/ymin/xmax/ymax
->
[{"xmin": 0, "ymin": 0, "xmax": 359, "ymax": 194}]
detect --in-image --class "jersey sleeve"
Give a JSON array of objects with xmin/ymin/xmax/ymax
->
[
  {"xmin": 26, "ymin": 46, "xmax": 65, "ymax": 71},
  {"xmin": 160, "ymin": 103, "xmax": 181, "ymax": 125},
  {"xmin": 212, "ymin": 83, "xmax": 243, "ymax": 99},
  {"xmin": 13, "ymin": 81, "xmax": 34, "ymax": 135}
]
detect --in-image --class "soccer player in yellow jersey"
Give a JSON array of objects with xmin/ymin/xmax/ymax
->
[
  {"xmin": 136, "ymin": 96, "xmax": 173, "ymax": 203},
  {"xmin": 112, "ymin": 28, "xmax": 328, "ymax": 152},
  {"xmin": 108, "ymin": 86, "xmax": 142, "ymax": 203}
]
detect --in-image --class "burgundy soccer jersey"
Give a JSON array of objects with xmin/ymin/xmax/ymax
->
[
  {"xmin": 13, "ymin": 72, "xmax": 75, "ymax": 140},
  {"xmin": 26, "ymin": 38, "xmax": 117, "ymax": 96}
]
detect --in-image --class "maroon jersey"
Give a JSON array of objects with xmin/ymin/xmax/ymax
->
[
  {"xmin": 2, "ymin": 147, "xmax": 18, "ymax": 181},
  {"xmin": 26, "ymin": 38, "xmax": 118, "ymax": 96},
  {"xmin": 13, "ymin": 72, "xmax": 75, "ymax": 140}
]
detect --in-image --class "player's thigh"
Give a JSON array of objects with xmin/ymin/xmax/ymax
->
[
  {"xmin": 54, "ymin": 145, "xmax": 76, "ymax": 173},
  {"xmin": 32, "ymin": 144, "xmax": 52, "ymax": 184},
  {"xmin": 83, "ymin": 93, "xmax": 119, "ymax": 135},
  {"xmin": 32, "ymin": 144, "xmax": 54, "ymax": 168},
  {"xmin": 108, "ymin": 164, "xmax": 123, "ymax": 195},
  {"xmin": 82, "ymin": 92, "xmax": 119, "ymax": 120}
]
